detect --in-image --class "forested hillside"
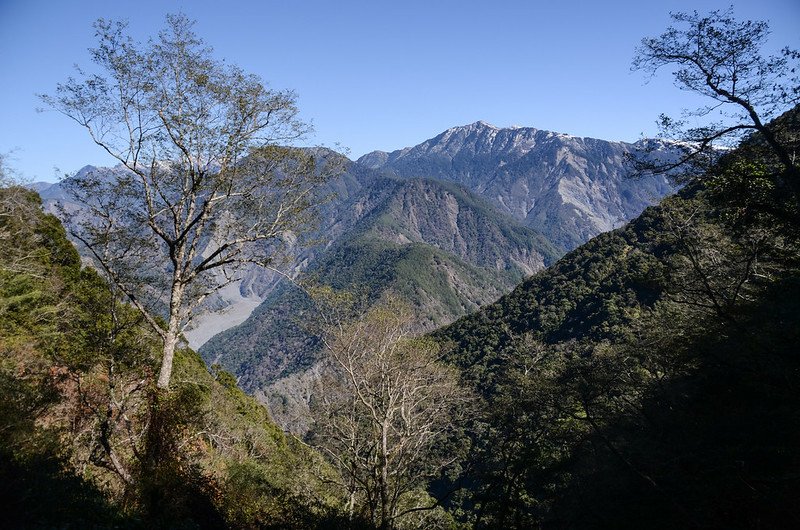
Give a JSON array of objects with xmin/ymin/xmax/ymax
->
[
  {"xmin": 433, "ymin": 107, "xmax": 800, "ymax": 528},
  {"xmin": 0, "ymin": 187, "xmax": 359, "ymax": 528},
  {"xmin": 6, "ymin": 114, "xmax": 796, "ymax": 527}
]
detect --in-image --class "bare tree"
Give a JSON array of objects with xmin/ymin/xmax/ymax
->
[
  {"xmin": 41, "ymin": 15, "xmax": 333, "ymax": 389},
  {"xmin": 631, "ymin": 8, "xmax": 799, "ymax": 191},
  {"xmin": 311, "ymin": 292, "xmax": 470, "ymax": 530}
]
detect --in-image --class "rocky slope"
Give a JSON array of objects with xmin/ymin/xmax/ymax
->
[{"xmin": 358, "ymin": 121, "xmax": 677, "ymax": 250}]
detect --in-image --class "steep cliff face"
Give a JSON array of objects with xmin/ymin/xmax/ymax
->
[
  {"xmin": 358, "ymin": 121, "xmax": 676, "ymax": 249},
  {"xmin": 349, "ymin": 177, "xmax": 558, "ymax": 276}
]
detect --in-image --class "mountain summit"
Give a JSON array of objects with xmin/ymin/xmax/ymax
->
[{"xmin": 358, "ymin": 123, "xmax": 676, "ymax": 250}]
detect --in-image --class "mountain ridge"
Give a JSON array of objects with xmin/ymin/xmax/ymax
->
[
  {"xmin": 357, "ymin": 121, "xmax": 677, "ymax": 250},
  {"xmin": 199, "ymin": 174, "xmax": 556, "ymax": 386},
  {"xmin": 35, "ymin": 122, "xmax": 679, "ymax": 418}
]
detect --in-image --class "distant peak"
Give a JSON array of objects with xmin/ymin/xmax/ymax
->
[
  {"xmin": 449, "ymin": 121, "xmax": 544, "ymax": 135},
  {"xmin": 440, "ymin": 121, "xmax": 501, "ymax": 137},
  {"xmin": 467, "ymin": 120, "xmax": 497, "ymax": 129}
]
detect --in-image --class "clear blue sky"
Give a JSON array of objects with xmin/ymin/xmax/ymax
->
[{"xmin": 1, "ymin": 0, "xmax": 798, "ymax": 182}]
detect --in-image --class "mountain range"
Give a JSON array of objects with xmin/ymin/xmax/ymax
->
[
  {"xmin": 34, "ymin": 121, "xmax": 678, "ymax": 428},
  {"xmin": 199, "ymin": 174, "xmax": 560, "ymax": 428},
  {"xmin": 197, "ymin": 122, "xmax": 678, "ymax": 428},
  {"xmin": 358, "ymin": 121, "xmax": 675, "ymax": 249}
]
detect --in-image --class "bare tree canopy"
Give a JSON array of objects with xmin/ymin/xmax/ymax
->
[
  {"xmin": 631, "ymin": 8, "xmax": 799, "ymax": 189},
  {"xmin": 310, "ymin": 292, "xmax": 471, "ymax": 530},
  {"xmin": 40, "ymin": 14, "xmax": 332, "ymax": 389}
]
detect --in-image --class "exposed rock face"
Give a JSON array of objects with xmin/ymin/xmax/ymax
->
[
  {"xmin": 347, "ymin": 177, "xmax": 557, "ymax": 277},
  {"xmin": 358, "ymin": 121, "xmax": 676, "ymax": 250}
]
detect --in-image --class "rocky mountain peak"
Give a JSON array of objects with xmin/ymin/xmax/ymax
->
[
  {"xmin": 354, "ymin": 123, "xmax": 677, "ymax": 250},
  {"xmin": 451, "ymin": 120, "xmax": 500, "ymax": 132}
]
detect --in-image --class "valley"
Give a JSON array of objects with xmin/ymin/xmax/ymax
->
[{"xmin": 4, "ymin": 6, "xmax": 798, "ymax": 528}]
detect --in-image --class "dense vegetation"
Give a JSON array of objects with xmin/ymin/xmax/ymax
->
[
  {"xmin": 433, "ymin": 107, "xmax": 800, "ymax": 528},
  {"xmin": 6, "ymin": 108, "xmax": 797, "ymax": 526},
  {"xmin": 0, "ymin": 188, "xmax": 353, "ymax": 528}
]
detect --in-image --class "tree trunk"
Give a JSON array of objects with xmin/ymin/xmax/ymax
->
[
  {"xmin": 99, "ymin": 407, "xmax": 132, "ymax": 484},
  {"xmin": 156, "ymin": 282, "xmax": 184, "ymax": 389},
  {"xmin": 379, "ymin": 420, "xmax": 391, "ymax": 530},
  {"xmin": 157, "ymin": 330, "xmax": 179, "ymax": 389},
  {"xmin": 100, "ymin": 361, "xmax": 133, "ymax": 484}
]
